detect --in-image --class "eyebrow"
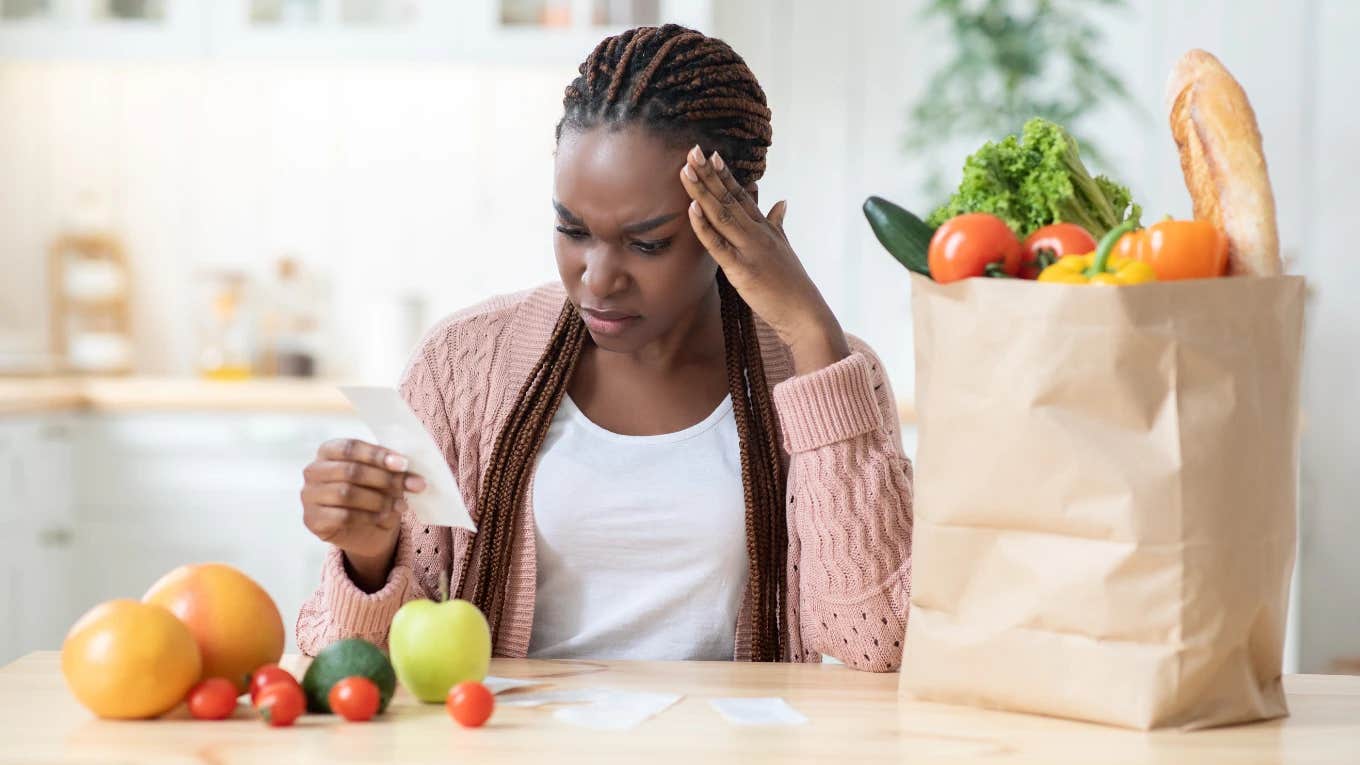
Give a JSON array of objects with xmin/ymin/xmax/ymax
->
[{"xmin": 553, "ymin": 201, "xmax": 681, "ymax": 235}]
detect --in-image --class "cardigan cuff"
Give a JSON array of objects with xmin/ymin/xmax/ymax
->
[
  {"xmin": 321, "ymin": 547, "xmax": 413, "ymax": 638},
  {"xmin": 772, "ymin": 352, "xmax": 883, "ymax": 453}
]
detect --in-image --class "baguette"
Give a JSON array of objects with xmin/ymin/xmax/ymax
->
[{"xmin": 1165, "ymin": 49, "xmax": 1281, "ymax": 276}]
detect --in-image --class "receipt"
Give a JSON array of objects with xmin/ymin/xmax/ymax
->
[
  {"xmin": 482, "ymin": 676, "xmax": 546, "ymax": 695},
  {"xmin": 552, "ymin": 691, "xmax": 682, "ymax": 731},
  {"xmin": 339, "ymin": 386, "xmax": 475, "ymax": 531},
  {"xmin": 709, "ymin": 697, "xmax": 808, "ymax": 726}
]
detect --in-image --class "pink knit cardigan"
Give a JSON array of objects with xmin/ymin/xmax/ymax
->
[{"xmin": 297, "ymin": 284, "xmax": 914, "ymax": 671}]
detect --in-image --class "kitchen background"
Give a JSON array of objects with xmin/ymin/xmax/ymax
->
[{"xmin": 1, "ymin": 0, "xmax": 1355, "ymax": 674}]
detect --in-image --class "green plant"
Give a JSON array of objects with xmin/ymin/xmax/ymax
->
[{"xmin": 907, "ymin": 0, "xmax": 1139, "ymax": 195}]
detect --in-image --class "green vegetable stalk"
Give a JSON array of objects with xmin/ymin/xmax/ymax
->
[{"xmin": 926, "ymin": 118, "xmax": 1141, "ymax": 239}]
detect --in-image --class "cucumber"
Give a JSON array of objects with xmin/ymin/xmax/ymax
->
[{"xmin": 863, "ymin": 196, "xmax": 934, "ymax": 277}]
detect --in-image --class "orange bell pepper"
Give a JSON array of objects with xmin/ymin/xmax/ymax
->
[{"xmin": 1114, "ymin": 219, "xmax": 1228, "ymax": 280}]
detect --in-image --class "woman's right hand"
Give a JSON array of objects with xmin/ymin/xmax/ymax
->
[{"xmin": 301, "ymin": 439, "xmax": 426, "ymax": 590}]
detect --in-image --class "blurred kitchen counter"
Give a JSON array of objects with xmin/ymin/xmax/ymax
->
[
  {"xmin": 0, "ymin": 377, "xmax": 353, "ymax": 415},
  {"xmin": 0, "ymin": 377, "xmax": 916, "ymax": 422},
  {"xmin": 0, "ymin": 375, "xmax": 919, "ymax": 421}
]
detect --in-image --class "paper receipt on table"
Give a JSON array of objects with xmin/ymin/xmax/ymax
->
[
  {"xmin": 709, "ymin": 697, "xmax": 808, "ymax": 726},
  {"xmin": 339, "ymin": 386, "xmax": 475, "ymax": 532}
]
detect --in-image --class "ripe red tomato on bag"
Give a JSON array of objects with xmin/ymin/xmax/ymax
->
[
  {"xmin": 927, "ymin": 213, "xmax": 1023, "ymax": 283},
  {"xmin": 1021, "ymin": 223, "xmax": 1097, "ymax": 279}
]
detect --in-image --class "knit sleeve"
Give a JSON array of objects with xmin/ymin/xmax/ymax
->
[
  {"xmin": 773, "ymin": 339, "xmax": 913, "ymax": 672},
  {"xmin": 296, "ymin": 315, "xmax": 486, "ymax": 655}
]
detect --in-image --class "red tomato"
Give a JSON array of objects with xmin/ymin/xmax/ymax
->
[
  {"xmin": 927, "ymin": 213, "xmax": 1023, "ymax": 283},
  {"xmin": 248, "ymin": 664, "xmax": 298, "ymax": 704},
  {"xmin": 187, "ymin": 677, "xmax": 239, "ymax": 721},
  {"xmin": 329, "ymin": 676, "xmax": 381, "ymax": 723},
  {"xmin": 255, "ymin": 681, "xmax": 305, "ymax": 728},
  {"xmin": 446, "ymin": 681, "xmax": 494, "ymax": 728},
  {"xmin": 1021, "ymin": 223, "xmax": 1097, "ymax": 279}
]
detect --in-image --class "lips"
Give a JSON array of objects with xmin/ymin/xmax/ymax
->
[
  {"xmin": 582, "ymin": 307, "xmax": 637, "ymax": 321},
  {"xmin": 580, "ymin": 306, "xmax": 640, "ymax": 336}
]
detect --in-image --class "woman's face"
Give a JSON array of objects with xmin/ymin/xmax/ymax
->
[{"xmin": 553, "ymin": 124, "xmax": 719, "ymax": 354}]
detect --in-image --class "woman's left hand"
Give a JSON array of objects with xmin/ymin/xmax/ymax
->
[{"xmin": 680, "ymin": 145, "xmax": 851, "ymax": 375}]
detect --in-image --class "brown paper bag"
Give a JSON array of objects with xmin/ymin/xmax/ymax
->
[{"xmin": 899, "ymin": 273, "xmax": 1305, "ymax": 730}]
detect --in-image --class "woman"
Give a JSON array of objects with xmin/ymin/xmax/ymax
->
[{"xmin": 297, "ymin": 24, "xmax": 913, "ymax": 672}]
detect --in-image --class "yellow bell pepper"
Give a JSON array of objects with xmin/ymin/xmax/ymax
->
[{"xmin": 1037, "ymin": 220, "xmax": 1156, "ymax": 286}]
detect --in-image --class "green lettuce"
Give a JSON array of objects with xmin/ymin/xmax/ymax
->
[{"xmin": 926, "ymin": 118, "xmax": 1141, "ymax": 239}]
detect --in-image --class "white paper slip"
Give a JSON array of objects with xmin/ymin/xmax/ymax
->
[
  {"xmin": 339, "ymin": 386, "xmax": 475, "ymax": 531},
  {"xmin": 552, "ymin": 691, "xmax": 682, "ymax": 732},
  {"xmin": 709, "ymin": 697, "xmax": 808, "ymax": 726},
  {"xmin": 497, "ymin": 688, "xmax": 612, "ymax": 708},
  {"xmin": 482, "ymin": 676, "xmax": 546, "ymax": 695}
]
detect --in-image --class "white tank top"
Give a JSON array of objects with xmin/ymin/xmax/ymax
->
[{"xmin": 527, "ymin": 393, "xmax": 748, "ymax": 661}]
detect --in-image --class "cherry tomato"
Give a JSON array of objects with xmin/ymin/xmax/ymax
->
[
  {"xmin": 927, "ymin": 213, "xmax": 1023, "ymax": 283},
  {"xmin": 255, "ymin": 681, "xmax": 305, "ymax": 728},
  {"xmin": 187, "ymin": 677, "xmax": 239, "ymax": 721},
  {"xmin": 248, "ymin": 664, "xmax": 299, "ymax": 704},
  {"xmin": 446, "ymin": 681, "xmax": 494, "ymax": 728},
  {"xmin": 329, "ymin": 676, "xmax": 381, "ymax": 722},
  {"xmin": 1021, "ymin": 223, "xmax": 1097, "ymax": 279}
]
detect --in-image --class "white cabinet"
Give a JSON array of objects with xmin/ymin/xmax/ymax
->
[
  {"xmin": 67, "ymin": 411, "xmax": 363, "ymax": 654},
  {"xmin": 0, "ymin": 415, "xmax": 78, "ymax": 666},
  {"xmin": 204, "ymin": 0, "xmax": 461, "ymax": 60},
  {"xmin": 0, "ymin": 0, "xmax": 207, "ymax": 59},
  {"xmin": 0, "ymin": 0, "xmax": 714, "ymax": 61},
  {"xmin": 0, "ymin": 408, "xmax": 364, "ymax": 664}
]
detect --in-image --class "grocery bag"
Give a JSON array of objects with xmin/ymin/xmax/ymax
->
[{"xmin": 899, "ymin": 273, "xmax": 1306, "ymax": 730}]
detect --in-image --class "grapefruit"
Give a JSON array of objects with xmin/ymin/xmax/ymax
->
[
  {"xmin": 143, "ymin": 563, "xmax": 284, "ymax": 693},
  {"xmin": 61, "ymin": 599, "xmax": 202, "ymax": 719}
]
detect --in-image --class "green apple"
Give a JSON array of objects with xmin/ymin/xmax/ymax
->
[{"xmin": 389, "ymin": 598, "xmax": 492, "ymax": 703}]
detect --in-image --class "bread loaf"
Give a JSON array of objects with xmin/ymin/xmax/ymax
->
[{"xmin": 1165, "ymin": 49, "xmax": 1281, "ymax": 276}]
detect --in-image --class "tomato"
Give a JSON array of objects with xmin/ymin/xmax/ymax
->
[
  {"xmin": 255, "ymin": 681, "xmax": 305, "ymax": 727},
  {"xmin": 1021, "ymin": 223, "xmax": 1097, "ymax": 279},
  {"xmin": 249, "ymin": 664, "xmax": 299, "ymax": 704},
  {"xmin": 1115, "ymin": 219, "xmax": 1228, "ymax": 280},
  {"xmin": 446, "ymin": 681, "xmax": 494, "ymax": 728},
  {"xmin": 329, "ymin": 676, "xmax": 381, "ymax": 722},
  {"xmin": 927, "ymin": 213, "xmax": 1023, "ymax": 283},
  {"xmin": 187, "ymin": 677, "xmax": 240, "ymax": 721}
]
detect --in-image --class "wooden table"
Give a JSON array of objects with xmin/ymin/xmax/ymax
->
[{"xmin": 2, "ymin": 652, "xmax": 1357, "ymax": 764}]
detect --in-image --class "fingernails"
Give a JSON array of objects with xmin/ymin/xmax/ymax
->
[
  {"xmin": 385, "ymin": 453, "xmax": 408, "ymax": 472},
  {"xmin": 395, "ymin": 497, "xmax": 409, "ymax": 513},
  {"xmin": 711, "ymin": 152, "xmax": 725, "ymax": 172},
  {"xmin": 689, "ymin": 200, "xmax": 704, "ymax": 217},
  {"xmin": 691, "ymin": 144, "xmax": 706, "ymax": 165},
  {"xmin": 404, "ymin": 475, "xmax": 426, "ymax": 492},
  {"xmin": 682, "ymin": 164, "xmax": 698, "ymax": 182}
]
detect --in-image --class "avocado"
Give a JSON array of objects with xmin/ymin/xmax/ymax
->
[{"xmin": 301, "ymin": 638, "xmax": 398, "ymax": 714}]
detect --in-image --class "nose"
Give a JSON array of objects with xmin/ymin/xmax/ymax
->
[{"xmin": 581, "ymin": 245, "xmax": 630, "ymax": 300}]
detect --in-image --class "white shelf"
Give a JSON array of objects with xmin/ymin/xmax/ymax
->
[
  {"xmin": 0, "ymin": 0, "xmax": 713, "ymax": 61},
  {"xmin": 0, "ymin": 0, "xmax": 207, "ymax": 59}
]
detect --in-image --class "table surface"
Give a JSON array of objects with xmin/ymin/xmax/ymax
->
[{"xmin": 2, "ymin": 652, "xmax": 1357, "ymax": 764}]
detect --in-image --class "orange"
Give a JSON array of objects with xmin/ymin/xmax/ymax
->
[
  {"xmin": 61, "ymin": 599, "xmax": 202, "ymax": 719},
  {"xmin": 143, "ymin": 563, "xmax": 285, "ymax": 693}
]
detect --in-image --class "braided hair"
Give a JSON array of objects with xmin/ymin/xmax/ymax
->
[{"xmin": 456, "ymin": 24, "xmax": 788, "ymax": 662}]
